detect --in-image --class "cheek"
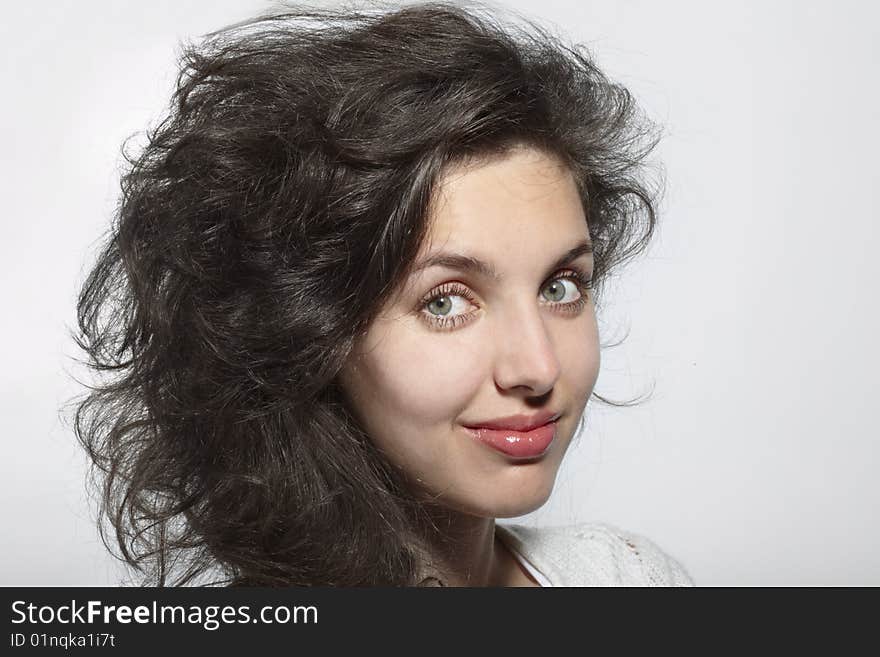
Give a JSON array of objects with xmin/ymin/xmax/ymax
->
[
  {"xmin": 353, "ymin": 320, "xmax": 487, "ymax": 427},
  {"xmin": 558, "ymin": 313, "xmax": 601, "ymax": 400}
]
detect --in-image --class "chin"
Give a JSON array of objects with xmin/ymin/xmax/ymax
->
[
  {"xmin": 446, "ymin": 476, "xmax": 557, "ymax": 519},
  {"xmin": 489, "ymin": 457, "xmax": 563, "ymax": 518},
  {"xmin": 490, "ymin": 489, "xmax": 555, "ymax": 519}
]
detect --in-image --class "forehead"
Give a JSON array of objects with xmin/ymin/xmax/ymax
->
[{"xmin": 420, "ymin": 148, "xmax": 589, "ymax": 260}]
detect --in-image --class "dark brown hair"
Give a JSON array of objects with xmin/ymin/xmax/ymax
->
[{"xmin": 68, "ymin": 1, "xmax": 663, "ymax": 586}]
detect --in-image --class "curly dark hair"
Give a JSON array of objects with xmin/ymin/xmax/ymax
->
[{"xmin": 67, "ymin": 1, "xmax": 664, "ymax": 586}]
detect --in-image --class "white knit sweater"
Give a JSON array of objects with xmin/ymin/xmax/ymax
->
[{"xmin": 495, "ymin": 522, "xmax": 694, "ymax": 586}]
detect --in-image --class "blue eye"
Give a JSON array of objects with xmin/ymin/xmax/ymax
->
[
  {"xmin": 542, "ymin": 276, "xmax": 583, "ymax": 303},
  {"xmin": 418, "ymin": 270, "xmax": 592, "ymax": 331},
  {"xmin": 420, "ymin": 283, "xmax": 477, "ymax": 330}
]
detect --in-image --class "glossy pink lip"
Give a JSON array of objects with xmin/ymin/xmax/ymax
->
[
  {"xmin": 463, "ymin": 410, "xmax": 561, "ymax": 432},
  {"xmin": 464, "ymin": 421, "xmax": 558, "ymax": 459},
  {"xmin": 462, "ymin": 411, "xmax": 561, "ymax": 460}
]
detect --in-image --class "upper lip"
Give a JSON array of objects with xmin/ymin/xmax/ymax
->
[{"xmin": 463, "ymin": 410, "xmax": 561, "ymax": 432}]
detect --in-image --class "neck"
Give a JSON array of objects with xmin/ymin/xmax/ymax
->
[{"xmin": 412, "ymin": 507, "xmax": 533, "ymax": 587}]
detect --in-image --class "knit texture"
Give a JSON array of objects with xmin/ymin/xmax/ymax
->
[{"xmin": 496, "ymin": 522, "xmax": 694, "ymax": 586}]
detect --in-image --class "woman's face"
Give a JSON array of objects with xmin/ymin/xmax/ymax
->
[{"xmin": 339, "ymin": 146, "xmax": 600, "ymax": 518}]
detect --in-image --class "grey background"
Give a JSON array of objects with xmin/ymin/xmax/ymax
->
[{"xmin": 2, "ymin": 0, "xmax": 877, "ymax": 585}]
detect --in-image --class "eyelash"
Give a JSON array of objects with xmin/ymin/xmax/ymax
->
[{"xmin": 417, "ymin": 268, "xmax": 594, "ymax": 331}]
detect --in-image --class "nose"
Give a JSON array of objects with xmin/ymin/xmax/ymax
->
[{"xmin": 491, "ymin": 299, "xmax": 561, "ymax": 396}]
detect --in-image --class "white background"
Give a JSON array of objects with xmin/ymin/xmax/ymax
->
[{"xmin": 1, "ymin": 0, "xmax": 877, "ymax": 585}]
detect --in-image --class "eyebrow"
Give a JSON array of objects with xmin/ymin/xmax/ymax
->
[{"xmin": 411, "ymin": 239, "xmax": 594, "ymax": 282}]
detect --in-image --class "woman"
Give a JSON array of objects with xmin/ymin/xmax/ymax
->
[{"xmin": 72, "ymin": 1, "xmax": 693, "ymax": 586}]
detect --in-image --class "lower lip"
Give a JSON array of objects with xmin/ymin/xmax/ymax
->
[{"xmin": 464, "ymin": 421, "xmax": 557, "ymax": 460}]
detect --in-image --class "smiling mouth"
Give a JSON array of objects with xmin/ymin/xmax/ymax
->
[{"xmin": 462, "ymin": 420, "xmax": 558, "ymax": 460}]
